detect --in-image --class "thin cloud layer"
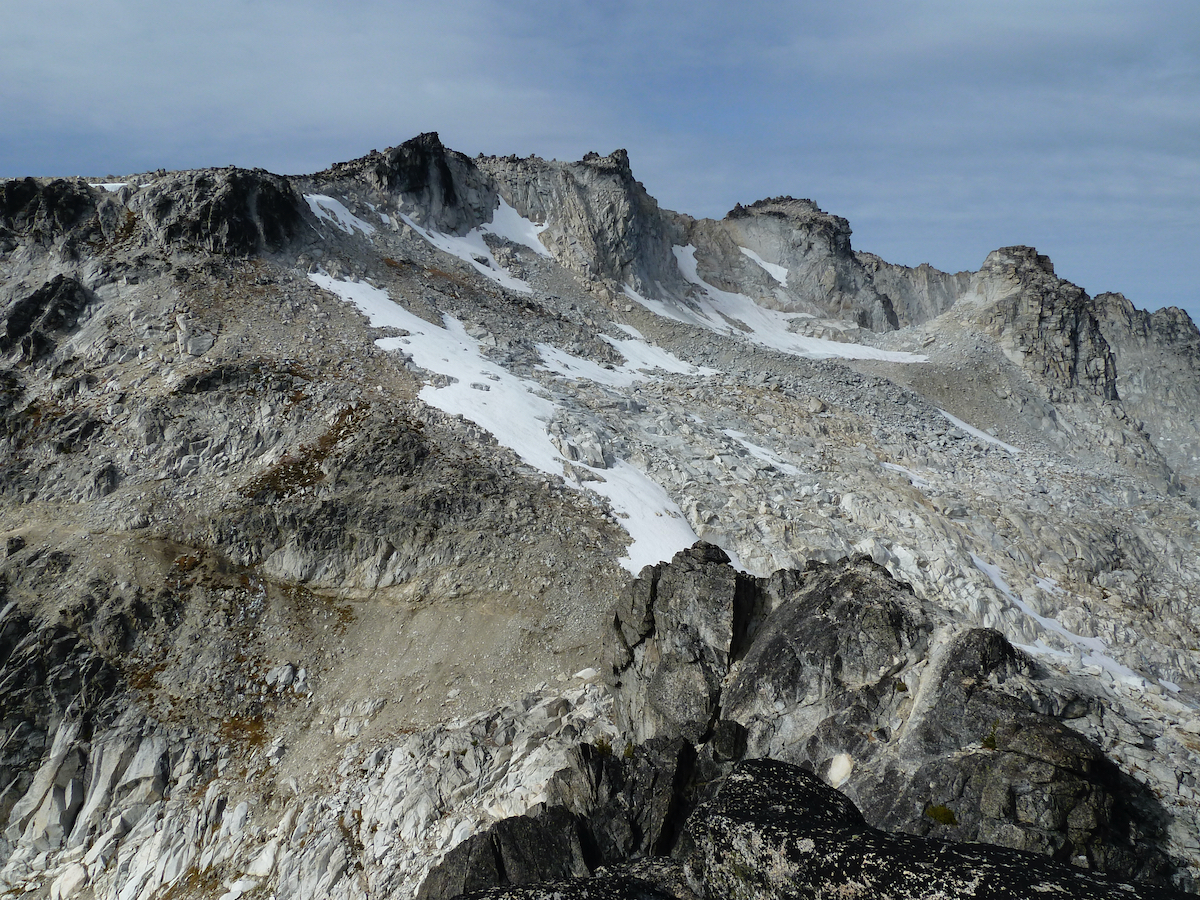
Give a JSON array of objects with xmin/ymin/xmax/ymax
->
[{"xmin": 2, "ymin": 1, "xmax": 1196, "ymax": 318}]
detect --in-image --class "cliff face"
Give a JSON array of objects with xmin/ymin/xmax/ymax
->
[
  {"xmin": 1094, "ymin": 291, "xmax": 1200, "ymax": 486},
  {"xmin": 970, "ymin": 246, "xmax": 1118, "ymax": 402},
  {"xmin": 856, "ymin": 251, "xmax": 973, "ymax": 326},
  {"xmin": 0, "ymin": 134, "xmax": 1199, "ymax": 899}
]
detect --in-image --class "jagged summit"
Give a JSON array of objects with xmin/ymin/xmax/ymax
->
[{"xmin": 1, "ymin": 134, "xmax": 1200, "ymax": 899}]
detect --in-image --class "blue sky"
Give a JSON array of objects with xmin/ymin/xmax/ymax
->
[{"xmin": 3, "ymin": 1, "xmax": 1198, "ymax": 321}]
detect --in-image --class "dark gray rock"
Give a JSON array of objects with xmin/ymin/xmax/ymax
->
[
  {"xmin": 606, "ymin": 542, "xmax": 758, "ymax": 744},
  {"xmin": 319, "ymin": 132, "xmax": 497, "ymax": 235},
  {"xmin": 416, "ymin": 807, "xmax": 590, "ymax": 900},
  {"xmin": 611, "ymin": 549, "xmax": 1182, "ymax": 884},
  {"xmin": 0, "ymin": 178, "xmax": 95, "ymax": 243},
  {"xmin": 131, "ymin": 168, "xmax": 304, "ymax": 255},
  {"xmin": 1, "ymin": 275, "xmax": 93, "ymax": 363},
  {"xmin": 454, "ymin": 874, "xmax": 677, "ymax": 900},
  {"xmin": 683, "ymin": 758, "xmax": 1191, "ymax": 900}
]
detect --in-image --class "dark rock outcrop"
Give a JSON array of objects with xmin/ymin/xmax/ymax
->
[
  {"xmin": 605, "ymin": 543, "xmax": 758, "ymax": 744},
  {"xmin": 131, "ymin": 168, "xmax": 305, "ymax": 255},
  {"xmin": 1, "ymin": 274, "xmax": 93, "ymax": 363},
  {"xmin": 416, "ymin": 807, "xmax": 590, "ymax": 900},
  {"xmin": 319, "ymin": 132, "xmax": 498, "ymax": 235},
  {"xmin": 605, "ymin": 548, "xmax": 1181, "ymax": 885},
  {"xmin": 0, "ymin": 178, "xmax": 96, "ymax": 244},
  {"xmin": 683, "ymin": 758, "xmax": 1191, "ymax": 900}
]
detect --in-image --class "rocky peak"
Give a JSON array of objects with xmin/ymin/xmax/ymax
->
[
  {"xmin": 972, "ymin": 244, "xmax": 1118, "ymax": 401},
  {"xmin": 317, "ymin": 132, "xmax": 497, "ymax": 234},
  {"xmin": 726, "ymin": 196, "xmax": 853, "ymax": 255},
  {"xmin": 580, "ymin": 148, "xmax": 633, "ymax": 179}
]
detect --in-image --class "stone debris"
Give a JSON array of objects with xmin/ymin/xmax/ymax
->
[{"xmin": 0, "ymin": 132, "xmax": 1199, "ymax": 897}]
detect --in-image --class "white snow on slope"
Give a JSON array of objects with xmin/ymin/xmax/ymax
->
[
  {"xmin": 309, "ymin": 274, "xmax": 704, "ymax": 573},
  {"xmin": 971, "ymin": 553, "xmax": 1144, "ymax": 686},
  {"xmin": 723, "ymin": 430, "xmax": 801, "ymax": 476},
  {"xmin": 624, "ymin": 246, "xmax": 927, "ymax": 363},
  {"xmin": 485, "ymin": 198, "xmax": 551, "ymax": 257},
  {"xmin": 538, "ymin": 335, "xmax": 716, "ymax": 387},
  {"xmin": 89, "ymin": 182, "xmax": 129, "ymax": 192},
  {"xmin": 739, "ymin": 247, "xmax": 789, "ymax": 285},
  {"xmin": 399, "ymin": 213, "xmax": 533, "ymax": 294},
  {"xmin": 939, "ymin": 409, "xmax": 1021, "ymax": 454},
  {"xmin": 305, "ymin": 194, "xmax": 377, "ymax": 236}
]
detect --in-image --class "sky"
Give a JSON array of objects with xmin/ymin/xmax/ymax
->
[{"xmin": 3, "ymin": 1, "xmax": 1198, "ymax": 321}]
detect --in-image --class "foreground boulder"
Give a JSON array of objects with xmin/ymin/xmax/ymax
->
[
  {"xmin": 683, "ymin": 758, "xmax": 1191, "ymax": 900},
  {"xmin": 607, "ymin": 548, "xmax": 1181, "ymax": 883}
]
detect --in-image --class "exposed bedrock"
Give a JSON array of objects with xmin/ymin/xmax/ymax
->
[
  {"xmin": 694, "ymin": 197, "xmax": 900, "ymax": 331},
  {"xmin": 856, "ymin": 250, "xmax": 973, "ymax": 326},
  {"xmin": 1094, "ymin": 291, "xmax": 1200, "ymax": 488},
  {"xmin": 972, "ymin": 246, "xmax": 1118, "ymax": 401},
  {"xmin": 683, "ymin": 758, "xmax": 1192, "ymax": 900},
  {"xmin": 605, "ymin": 547, "xmax": 1185, "ymax": 886},
  {"xmin": 129, "ymin": 168, "xmax": 306, "ymax": 256},
  {"xmin": 319, "ymin": 132, "xmax": 499, "ymax": 235}
]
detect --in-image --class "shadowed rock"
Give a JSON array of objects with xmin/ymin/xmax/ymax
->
[
  {"xmin": 1, "ymin": 275, "xmax": 93, "ymax": 363},
  {"xmin": 132, "ymin": 168, "xmax": 304, "ymax": 255},
  {"xmin": 683, "ymin": 758, "xmax": 1191, "ymax": 900}
]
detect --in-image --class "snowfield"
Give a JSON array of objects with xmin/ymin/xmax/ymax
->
[
  {"xmin": 310, "ymin": 273, "xmax": 706, "ymax": 573},
  {"xmin": 623, "ymin": 246, "xmax": 929, "ymax": 363}
]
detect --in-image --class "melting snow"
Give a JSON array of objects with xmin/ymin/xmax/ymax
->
[
  {"xmin": 625, "ymin": 246, "xmax": 928, "ymax": 363},
  {"xmin": 723, "ymin": 430, "xmax": 801, "ymax": 476},
  {"xmin": 89, "ymin": 182, "xmax": 129, "ymax": 192},
  {"xmin": 484, "ymin": 198, "xmax": 551, "ymax": 257},
  {"xmin": 538, "ymin": 336, "xmax": 716, "ymax": 387},
  {"xmin": 309, "ymin": 274, "xmax": 704, "ymax": 573},
  {"xmin": 971, "ymin": 553, "xmax": 1145, "ymax": 686},
  {"xmin": 305, "ymin": 194, "xmax": 378, "ymax": 236},
  {"xmin": 939, "ymin": 409, "xmax": 1021, "ymax": 454},
  {"xmin": 881, "ymin": 461, "xmax": 931, "ymax": 490},
  {"xmin": 738, "ymin": 247, "xmax": 789, "ymax": 285},
  {"xmin": 397, "ymin": 198, "xmax": 548, "ymax": 294}
]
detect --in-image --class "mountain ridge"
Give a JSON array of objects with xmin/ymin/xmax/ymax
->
[{"xmin": 0, "ymin": 132, "xmax": 1198, "ymax": 898}]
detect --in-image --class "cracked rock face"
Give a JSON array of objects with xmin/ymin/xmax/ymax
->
[{"xmin": 607, "ymin": 551, "xmax": 1181, "ymax": 884}]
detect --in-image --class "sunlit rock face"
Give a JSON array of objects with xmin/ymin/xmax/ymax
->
[{"xmin": 0, "ymin": 132, "xmax": 1199, "ymax": 898}]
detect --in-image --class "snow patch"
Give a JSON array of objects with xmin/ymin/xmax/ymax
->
[
  {"xmin": 538, "ymin": 335, "xmax": 716, "ymax": 387},
  {"xmin": 399, "ymin": 213, "xmax": 533, "ymax": 294},
  {"xmin": 484, "ymin": 198, "xmax": 551, "ymax": 257},
  {"xmin": 723, "ymin": 430, "xmax": 801, "ymax": 476},
  {"xmin": 739, "ymin": 247, "xmax": 789, "ymax": 285},
  {"xmin": 625, "ymin": 247, "xmax": 927, "ymax": 363},
  {"xmin": 89, "ymin": 182, "xmax": 129, "ymax": 192},
  {"xmin": 305, "ymin": 194, "xmax": 377, "ymax": 236},
  {"xmin": 310, "ymin": 274, "xmax": 708, "ymax": 573},
  {"xmin": 971, "ymin": 553, "xmax": 1144, "ymax": 686},
  {"xmin": 938, "ymin": 409, "xmax": 1021, "ymax": 454}
]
